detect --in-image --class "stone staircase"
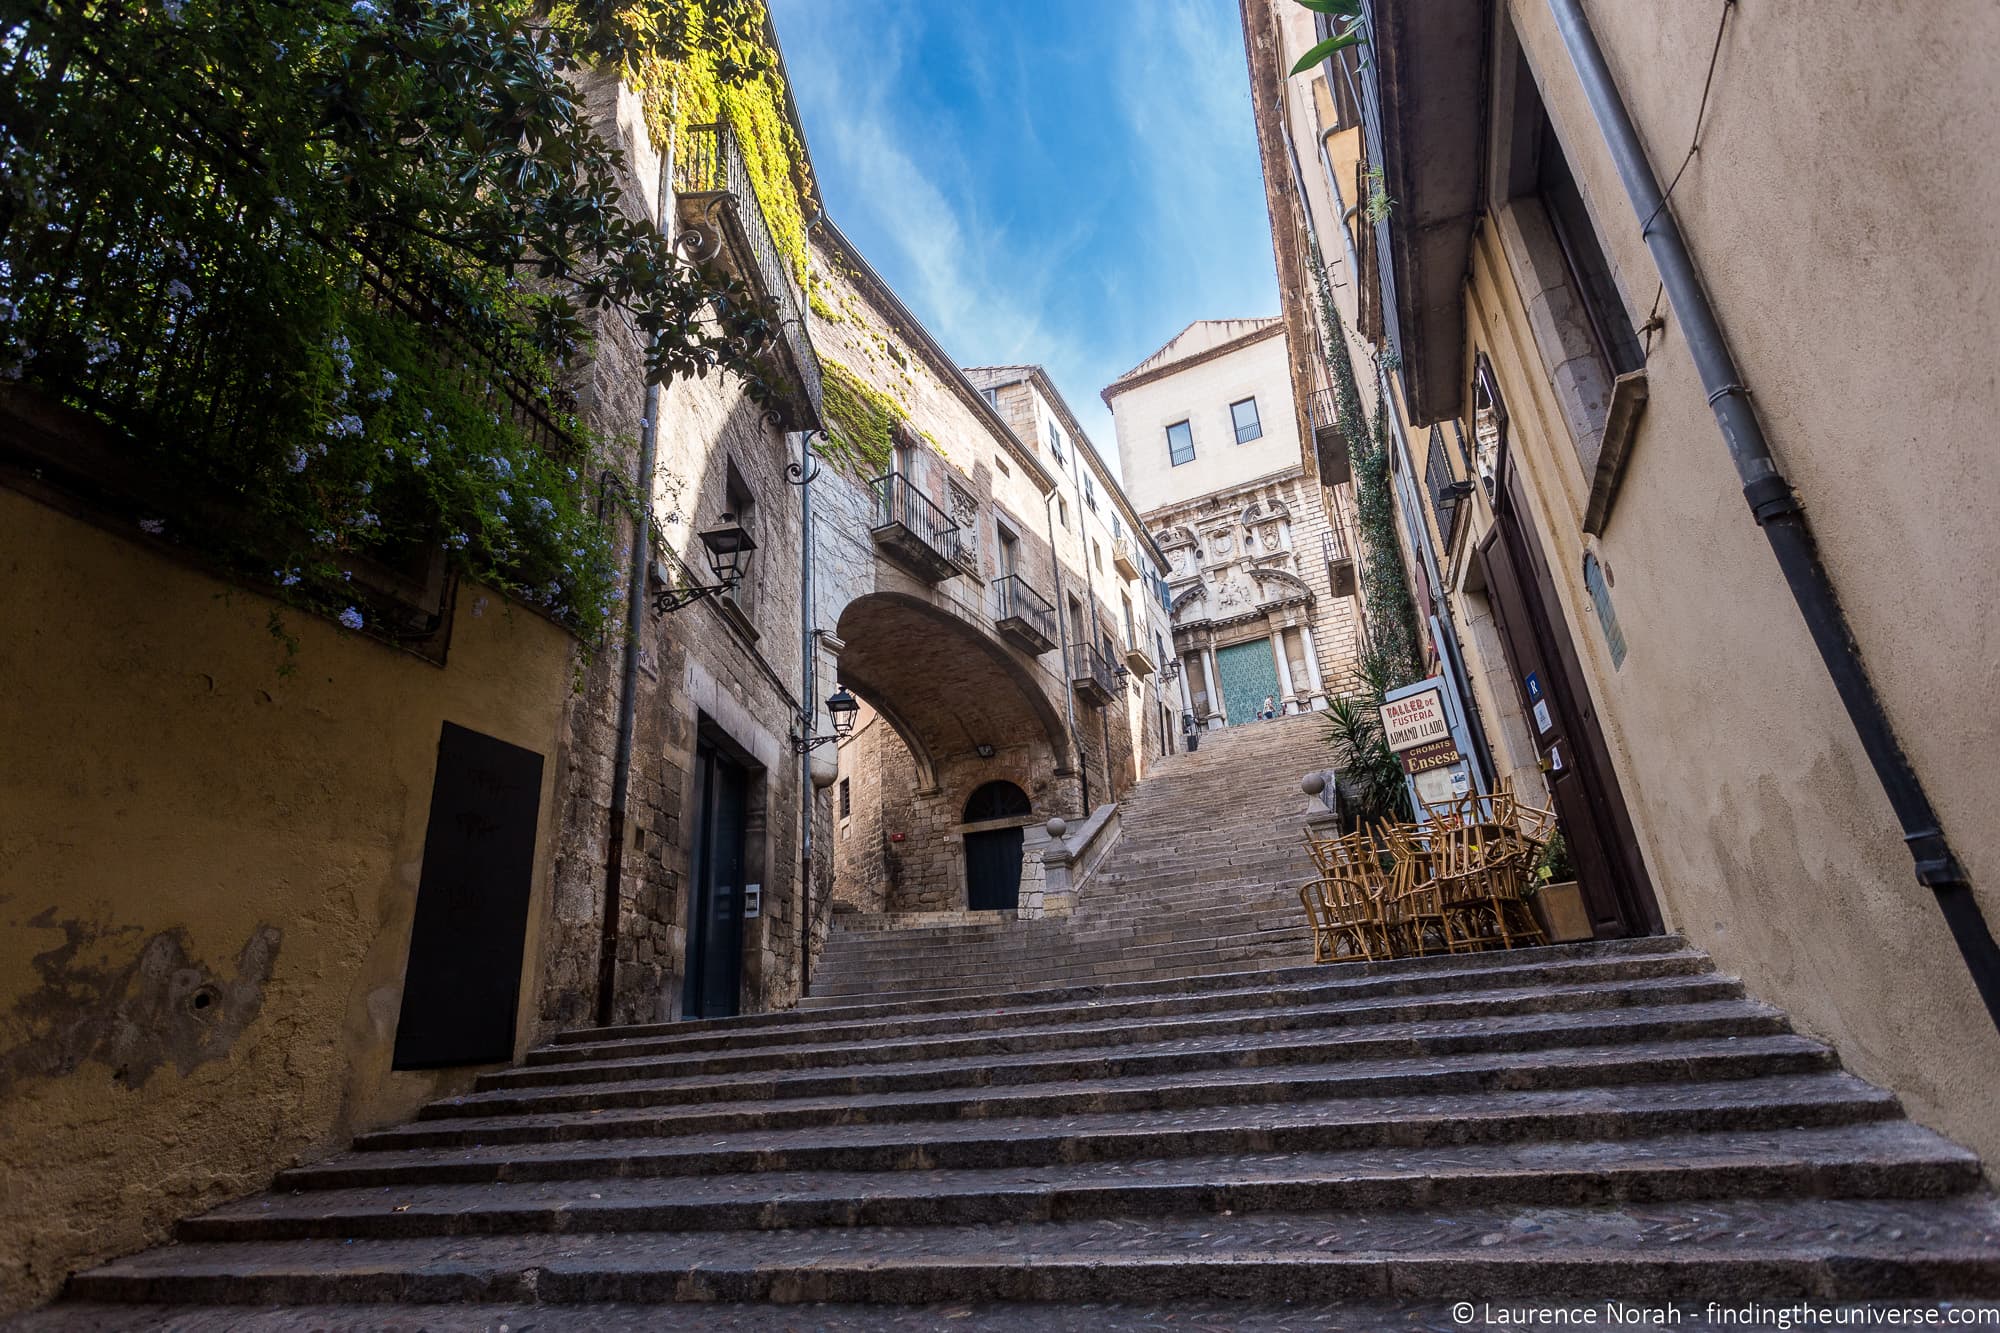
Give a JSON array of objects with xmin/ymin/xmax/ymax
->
[
  {"xmin": 810, "ymin": 711, "xmax": 1338, "ymax": 1003},
  {"xmin": 29, "ymin": 716, "xmax": 2000, "ymax": 1326}
]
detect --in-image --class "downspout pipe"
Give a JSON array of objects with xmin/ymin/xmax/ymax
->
[
  {"xmin": 796, "ymin": 430, "xmax": 817, "ymax": 997},
  {"xmin": 1548, "ymin": 0, "xmax": 2000, "ymax": 1030}
]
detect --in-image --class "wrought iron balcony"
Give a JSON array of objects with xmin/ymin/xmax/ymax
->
[
  {"xmin": 1112, "ymin": 536, "xmax": 1142, "ymax": 582},
  {"xmin": 1069, "ymin": 642, "xmax": 1116, "ymax": 707},
  {"xmin": 1123, "ymin": 640, "xmax": 1158, "ymax": 679},
  {"xmin": 674, "ymin": 121, "xmax": 822, "ymax": 431},
  {"xmin": 1305, "ymin": 387, "xmax": 1353, "ymax": 484},
  {"xmin": 869, "ymin": 471, "xmax": 962, "ymax": 584},
  {"xmin": 1424, "ymin": 423, "xmax": 1474, "ymax": 552},
  {"xmin": 991, "ymin": 574, "xmax": 1057, "ymax": 655}
]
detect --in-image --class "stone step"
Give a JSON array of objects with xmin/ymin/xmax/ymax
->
[
  {"xmin": 179, "ymin": 1121, "xmax": 1978, "ymax": 1244},
  {"xmin": 534, "ymin": 952, "xmax": 1718, "ymax": 1063},
  {"xmin": 42, "ymin": 1303, "xmax": 2000, "ymax": 1333},
  {"xmin": 498, "ymin": 974, "xmax": 1746, "ymax": 1089},
  {"xmin": 604, "ymin": 936, "xmax": 1693, "ymax": 1032},
  {"xmin": 425, "ymin": 1001, "xmax": 1793, "ymax": 1123},
  {"xmin": 285, "ymin": 1069, "xmax": 1886, "ymax": 1189},
  {"xmin": 354, "ymin": 1036, "xmax": 1851, "ymax": 1167},
  {"xmin": 71, "ymin": 1195, "xmax": 2000, "ymax": 1306}
]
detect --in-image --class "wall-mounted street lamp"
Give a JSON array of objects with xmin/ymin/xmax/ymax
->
[
  {"xmin": 654, "ymin": 512, "xmax": 758, "ymax": 614},
  {"xmin": 791, "ymin": 685, "xmax": 860, "ymax": 753},
  {"xmin": 974, "ymin": 743, "xmax": 996, "ymax": 759}
]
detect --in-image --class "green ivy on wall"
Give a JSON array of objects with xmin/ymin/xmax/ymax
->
[
  {"xmin": 621, "ymin": 1, "xmax": 814, "ymax": 285},
  {"xmin": 817, "ymin": 360, "xmax": 907, "ymax": 477},
  {"xmin": 1309, "ymin": 250, "xmax": 1424, "ymax": 694}
]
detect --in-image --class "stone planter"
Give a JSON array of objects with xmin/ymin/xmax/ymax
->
[{"xmin": 1530, "ymin": 880, "xmax": 1593, "ymax": 943}]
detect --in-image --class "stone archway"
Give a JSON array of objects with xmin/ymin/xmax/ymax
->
[{"xmin": 830, "ymin": 592, "xmax": 1076, "ymax": 916}]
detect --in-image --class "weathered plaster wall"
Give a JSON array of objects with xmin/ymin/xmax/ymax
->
[
  {"xmin": 0, "ymin": 491, "xmax": 574, "ymax": 1311},
  {"xmin": 1111, "ymin": 329, "xmax": 1302, "ymax": 516},
  {"xmin": 1437, "ymin": 0, "xmax": 2000, "ymax": 1167}
]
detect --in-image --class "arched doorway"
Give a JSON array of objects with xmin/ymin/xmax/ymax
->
[{"xmin": 963, "ymin": 780, "xmax": 1031, "ymax": 911}]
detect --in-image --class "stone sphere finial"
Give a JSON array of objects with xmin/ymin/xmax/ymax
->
[
  {"xmin": 1045, "ymin": 816, "xmax": 1068, "ymax": 839},
  {"xmin": 1300, "ymin": 773, "xmax": 1326, "ymax": 797}
]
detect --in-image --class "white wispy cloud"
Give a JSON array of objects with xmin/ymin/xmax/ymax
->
[{"xmin": 771, "ymin": 0, "xmax": 1276, "ymax": 479}]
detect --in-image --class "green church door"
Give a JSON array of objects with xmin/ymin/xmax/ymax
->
[{"xmin": 1214, "ymin": 638, "xmax": 1281, "ymax": 727}]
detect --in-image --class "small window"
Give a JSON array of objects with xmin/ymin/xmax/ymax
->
[
  {"xmin": 981, "ymin": 387, "xmax": 1000, "ymax": 410},
  {"xmin": 1046, "ymin": 420, "xmax": 1066, "ymax": 465},
  {"xmin": 1230, "ymin": 398, "xmax": 1262, "ymax": 444},
  {"xmin": 1058, "ymin": 496, "xmax": 1069, "ymax": 529},
  {"xmin": 1093, "ymin": 539, "xmax": 1103, "ymax": 572},
  {"xmin": 1111, "ymin": 513, "xmax": 1122, "ymax": 541},
  {"xmin": 1166, "ymin": 420, "xmax": 1195, "ymax": 467},
  {"xmin": 1084, "ymin": 472, "xmax": 1096, "ymax": 510},
  {"xmin": 838, "ymin": 777, "xmax": 851, "ymax": 819}
]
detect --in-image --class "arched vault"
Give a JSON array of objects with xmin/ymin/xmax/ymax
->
[{"xmin": 833, "ymin": 591, "xmax": 1073, "ymax": 792}]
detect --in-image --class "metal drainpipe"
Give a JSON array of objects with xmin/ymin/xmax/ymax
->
[
  {"xmin": 1547, "ymin": 0, "xmax": 2000, "ymax": 1029},
  {"xmin": 1044, "ymin": 486, "xmax": 1088, "ymax": 817},
  {"xmin": 796, "ymin": 429, "xmax": 817, "ymax": 998},
  {"xmin": 595, "ymin": 109, "xmax": 677, "ymax": 1029}
]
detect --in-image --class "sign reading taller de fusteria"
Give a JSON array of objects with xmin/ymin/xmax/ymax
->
[{"xmin": 1381, "ymin": 686, "xmax": 1450, "ymax": 753}]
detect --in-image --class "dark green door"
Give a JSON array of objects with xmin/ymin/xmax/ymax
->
[
  {"xmin": 682, "ymin": 743, "xmax": 747, "ymax": 1019},
  {"xmin": 1215, "ymin": 638, "xmax": 1280, "ymax": 727}
]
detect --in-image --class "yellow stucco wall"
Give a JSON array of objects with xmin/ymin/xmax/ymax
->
[
  {"xmin": 0, "ymin": 488, "xmax": 576, "ymax": 1310},
  {"xmin": 1443, "ymin": 0, "xmax": 2000, "ymax": 1169}
]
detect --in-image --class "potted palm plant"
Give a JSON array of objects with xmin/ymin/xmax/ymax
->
[{"xmin": 1527, "ymin": 830, "xmax": 1592, "ymax": 942}]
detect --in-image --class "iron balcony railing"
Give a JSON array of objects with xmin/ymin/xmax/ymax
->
[
  {"xmin": 870, "ymin": 470, "xmax": 962, "ymax": 564},
  {"xmin": 675, "ymin": 121, "xmax": 823, "ymax": 427},
  {"xmin": 1306, "ymin": 386, "xmax": 1340, "ymax": 435},
  {"xmin": 991, "ymin": 573, "xmax": 1057, "ymax": 644},
  {"xmin": 1425, "ymin": 423, "xmax": 1473, "ymax": 551},
  {"xmin": 1069, "ymin": 642, "xmax": 1117, "ymax": 699},
  {"xmin": 2, "ymin": 139, "xmax": 581, "ymax": 469}
]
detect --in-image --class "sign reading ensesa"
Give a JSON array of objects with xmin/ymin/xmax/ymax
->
[{"xmin": 1381, "ymin": 686, "xmax": 1450, "ymax": 754}]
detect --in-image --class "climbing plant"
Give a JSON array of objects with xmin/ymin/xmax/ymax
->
[
  {"xmin": 620, "ymin": 0, "xmax": 814, "ymax": 285},
  {"xmin": 1309, "ymin": 251, "xmax": 1423, "ymax": 692},
  {"xmin": 0, "ymin": 0, "xmax": 782, "ymax": 644},
  {"xmin": 816, "ymin": 360, "xmax": 906, "ymax": 478}
]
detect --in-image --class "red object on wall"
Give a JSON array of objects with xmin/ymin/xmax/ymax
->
[{"xmin": 889, "ymin": 832, "xmax": 906, "ymax": 843}]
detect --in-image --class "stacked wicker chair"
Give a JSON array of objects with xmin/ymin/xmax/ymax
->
[{"xmin": 1300, "ymin": 779, "xmax": 1558, "ymax": 963}]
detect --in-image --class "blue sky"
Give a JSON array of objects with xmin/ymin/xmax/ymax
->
[{"xmin": 768, "ymin": 0, "xmax": 1278, "ymax": 478}]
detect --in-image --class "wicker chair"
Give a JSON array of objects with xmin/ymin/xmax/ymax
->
[
  {"xmin": 1375, "ymin": 820, "xmax": 1452, "ymax": 957},
  {"xmin": 1430, "ymin": 816, "xmax": 1547, "ymax": 953},
  {"xmin": 1300, "ymin": 827, "xmax": 1395, "ymax": 963}
]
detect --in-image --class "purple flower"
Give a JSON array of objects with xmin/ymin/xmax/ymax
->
[
  {"xmin": 338, "ymin": 607, "xmax": 364, "ymax": 630},
  {"xmin": 138, "ymin": 517, "xmax": 165, "ymax": 535}
]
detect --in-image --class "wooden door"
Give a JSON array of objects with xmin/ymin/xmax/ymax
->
[
  {"xmin": 681, "ymin": 743, "xmax": 748, "ymax": 1019},
  {"xmin": 1478, "ymin": 468, "xmax": 1662, "ymax": 938},
  {"xmin": 392, "ymin": 723, "xmax": 544, "ymax": 1069}
]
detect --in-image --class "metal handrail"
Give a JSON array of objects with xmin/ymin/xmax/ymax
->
[
  {"xmin": 870, "ymin": 471, "xmax": 961, "ymax": 563},
  {"xmin": 1306, "ymin": 386, "xmax": 1341, "ymax": 433},
  {"xmin": 991, "ymin": 573, "xmax": 1056, "ymax": 642},
  {"xmin": 675, "ymin": 121, "xmax": 823, "ymax": 420},
  {"xmin": 1068, "ymin": 642, "xmax": 1116, "ymax": 695}
]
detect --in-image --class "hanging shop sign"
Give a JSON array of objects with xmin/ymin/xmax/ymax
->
[
  {"xmin": 1397, "ymin": 737, "xmax": 1461, "ymax": 775},
  {"xmin": 1382, "ymin": 685, "xmax": 1451, "ymax": 753}
]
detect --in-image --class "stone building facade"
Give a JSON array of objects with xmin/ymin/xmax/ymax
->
[
  {"xmin": 1240, "ymin": 0, "xmax": 2000, "ymax": 1168},
  {"xmin": 1103, "ymin": 319, "xmax": 1363, "ymax": 727},
  {"xmin": 813, "ymin": 242, "xmax": 1175, "ymax": 921}
]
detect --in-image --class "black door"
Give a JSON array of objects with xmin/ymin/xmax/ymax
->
[
  {"xmin": 393, "ymin": 722, "xmax": 545, "ymax": 1069},
  {"xmin": 1478, "ymin": 465, "xmax": 1662, "ymax": 939},
  {"xmin": 682, "ymin": 743, "xmax": 748, "ymax": 1019},
  {"xmin": 963, "ymin": 780, "xmax": 1030, "ymax": 910}
]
